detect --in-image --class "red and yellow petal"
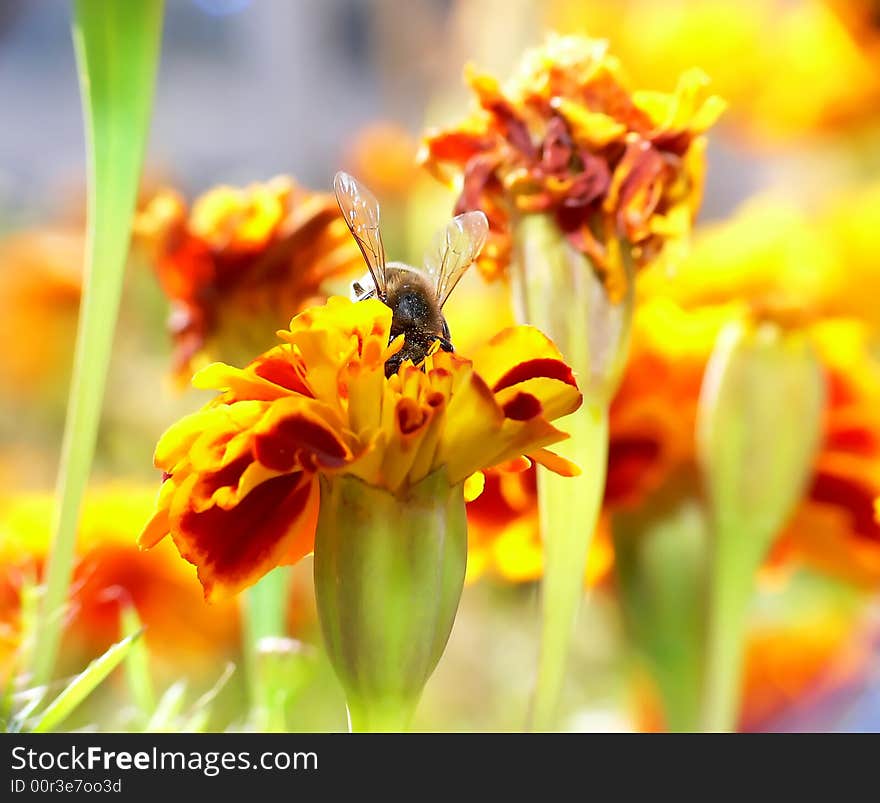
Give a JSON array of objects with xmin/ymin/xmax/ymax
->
[
  {"xmin": 253, "ymin": 396, "xmax": 355, "ymax": 472},
  {"xmin": 469, "ymin": 326, "xmax": 574, "ymax": 390},
  {"xmin": 167, "ymin": 471, "xmax": 319, "ymax": 601}
]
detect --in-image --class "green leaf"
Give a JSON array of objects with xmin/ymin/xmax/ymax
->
[
  {"xmin": 31, "ymin": 0, "xmax": 164, "ymax": 687},
  {"xmin": 31, "ymin": 631, "xmax": 141, "ymax": 733}
]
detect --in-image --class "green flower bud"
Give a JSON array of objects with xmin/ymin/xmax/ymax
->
[
  {"xmin": 697, "ymin": 319, "xmax": 825, "ymax": 731},
  {"xmin": 698, "ymin": 320, "xmax": 825, "ymax": 562}
]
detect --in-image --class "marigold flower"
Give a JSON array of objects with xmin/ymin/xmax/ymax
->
[
  {"xmin": 468, "ymin": 193, "xmax": 880, "ymax": 591},
  {"xmin": 135, "ymin": 177, "xmax": 364, "ymax": 381},
  {"xmin": 140, "ymin": 295, "xmax": 582, "ymax": 601},
  {"xmin": 610, "ymin": 308, "xmax": 880, "ymax": 588},
  {"xmin": 545, "ymin": 0, "xmax": 880, "ymax": 141},
  {"xmin": 826, "ymin": 0, "xmax": 880, "ymax": 62},
  {"xmin": 420, "ymin": 33, "xmax": 724, "ymax": 299},
  {"xmin": 739, "ymin": 603, "xmax": 867, "ymax": 731},
  {"xmin": 0, "ymin": 486, "xmax": 239, "ymax": 684}
]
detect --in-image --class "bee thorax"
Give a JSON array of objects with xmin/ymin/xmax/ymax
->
[{"xmin": 390, "ymin": 289, "xmax": 433, "ymax": 330}]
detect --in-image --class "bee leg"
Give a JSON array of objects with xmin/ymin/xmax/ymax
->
[
  {"xmin": 437, "ymin": 317, "xmax": 455, "ymax": 353},
  {"xmin": 384, "ymin": 349, "xmax": 403, "ymax": 378}
]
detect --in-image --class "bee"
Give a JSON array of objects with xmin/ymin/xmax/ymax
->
[{"xmin": 334, "ymin": 171, "xmax": 488, "ymax": 377}]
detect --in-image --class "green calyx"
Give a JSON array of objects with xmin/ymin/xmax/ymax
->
[{"xmin": 313, "ymin": 469, "xmax": 467, "ymax": 732}]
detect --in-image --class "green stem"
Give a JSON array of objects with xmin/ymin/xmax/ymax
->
[
  {"xmin": 530, "ymin": 404, "xmax": 608, "ymax": 730},
  {"xmin": 31, "ymin": 0, "xmax": 164, "ymax": 688},
  {"xmin": 696, "ymin": 322, "xmax": 825, "ymax": 732},
  {"xmin": 511, "ymin": 214, "xmax": 632, "ymax": 730},
  {"xmin": 611, "ymin": 473, "xmax": 709, "ymax": 733},
  {"xmin": 655, "ymin": 661, "xmax": 702, "ymax": 733},
  {"xmin": 701, "ymin": 536, "xmax": 758, "ymax": 732},
  {"xmin": 242, "ymin": 567, "xmax": 291, "ymax": 731},
  {"xmin": 346, "ymin": 697, "xmax": 418, "ymax": 733}
]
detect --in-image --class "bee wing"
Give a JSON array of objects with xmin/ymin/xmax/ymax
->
[
  {"xmin": 333, "ymin": 171, "xmax": 387, "ymax": 296},
  {"xmin": 423, "ymin": 210, "xmax": 489, "ymax": 308}
]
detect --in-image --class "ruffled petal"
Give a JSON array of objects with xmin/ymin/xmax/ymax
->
[{"xmin": 167, "ymin": 471, "xmax": 319, "ymax": 601}]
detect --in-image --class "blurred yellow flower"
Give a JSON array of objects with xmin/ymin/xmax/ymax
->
[
  {"xmin": 420, "ymin": 33, "xmax": 723, "ymax": 299},
  {"xmin": 135, "ymin": 177, "xmax": 364, "ymax": 383},
  {"xmin": 0, "ymin": 486, "xmax": 239, "ymax": 683},
  {"xmin": 545, "ymin": 0, "xmax": 880, "ymax": 142},
  {"xmin": 465, "ymin": 190, "xmax": 880, "ymax": 589},
  {"xmin": 140, "ymin": 296, "xmax": 582, "ymax": 600},
  {"xmin": 817, "ymin": 183, "xmax": 880, "ymax": 331},
  {"xmin": 465, "ymin": 469, "xmax": 614, "ymax": 586},
  {"xmin": 826, "ymin": 0, "xmax": 880, "ymax": 64}
]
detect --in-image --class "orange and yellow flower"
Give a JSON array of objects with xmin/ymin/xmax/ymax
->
[
  {"xmin": 610, "ymin": 305, "xmax": 880, "ymax": 585},
  {"xmin": 465, "ymin": 469, "xmax": 614, "ymax": 586},
  {"xmin": 344, "ymin": 122, "xmax": 422, "ymax": 199},
  {"xmin": 0, "ymin": 230, "xmax": 82, "ymax": 401},
  {"xmin": 545, "ymin": 0, "xmax": 880, "ymax": 142},
  {"xmin": 0, "ymin": 486, "xmax": 239, "ymax": 684},
  {"xmin": 465, "ymin": 191, "xmax": 880, "ymax": 589},
  {"xmin": 135, "ymin": 176, "xmax": 363, "ymax": 382},
  {"xmin": 738, "ymin": 601, "xmax": 866, "ymax": 731},
  {"xmin": 605, "ymin": 195, "xmax": 880, "ymax": 585},
  {"xmin": 419, "ymin": 33, "xmax": 724, "ymax": 298},
  {"xmin": 140, "ymin": 296, "xmax": 582, "ymax": 601}
]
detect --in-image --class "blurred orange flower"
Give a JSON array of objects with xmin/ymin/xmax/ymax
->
[
  {"xmin": 824, "ymin": 0, "xmax": 880, "ymax": 68},
  {"xmin": 345, "ymin": 122, "xmax": 421, "ymax": 198},
  {"xmin": 633, "ymin": 585, "xmax": 868, "ymax": 731},
  {"xmin": 739, "ymin": 602, "xmax": 866, "ymax": 731},
  {"xmin": 0, "ymin": 230, "xmax": 82, "ymax": 401},
  {"xmin": 135, "ymin": 177, "xmax": 364, "ymax": 382},
  {"xmin": 0, "ymin": 486, "xmax": 239, "ymax": 683},
  {"xmin": 420, "ymin": 33, "xmax": 723, "ymax": 298},
  {"xmin": 140, "ymin": 296, "xmax": 582, "ymax": 600}
]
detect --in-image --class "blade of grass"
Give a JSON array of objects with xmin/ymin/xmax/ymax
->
[
  {"xmin": 31, "ymin": 631, "xmax": 141, "ymax": 733},
  {"xmin": 121, "ymin": 605, "xmax": 155, "ymax": 717},
  {"xmin": 31, "ymin": 0, "xmax": 164, "ymax": 687},
  {"xmin": 146, "ymin": 681, "xmax": 188, "ymax": 733},
  {"xmin": 182, "ymin": 663, "xmax": 236, "ymax": 733}
]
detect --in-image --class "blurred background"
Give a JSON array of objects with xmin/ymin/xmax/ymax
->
[{"xmin": 2, "ymin": 0, "xmax": 880, "ymax": 732}]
